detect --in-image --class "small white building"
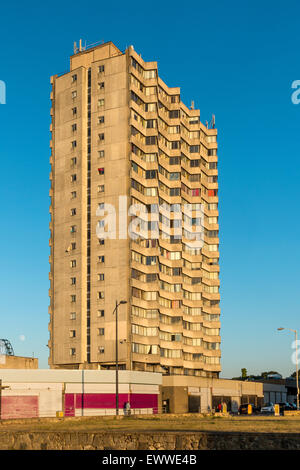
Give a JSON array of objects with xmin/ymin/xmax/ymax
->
[{"xmin": 0, "ymin": 369, "xmax": 162, "ymax": 419}]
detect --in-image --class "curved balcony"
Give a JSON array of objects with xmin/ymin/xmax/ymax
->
[{"xmin": 132, "ymin": 352, "xmax": 160, "ymax": 364}]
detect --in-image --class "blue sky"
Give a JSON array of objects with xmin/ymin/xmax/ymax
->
[{"xmin": 0, "ymin": 0, "xmax": 299, "ymax": 377}]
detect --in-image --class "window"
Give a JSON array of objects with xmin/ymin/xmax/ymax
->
[
  {"xmin": 70, "ymin": 312, "xmax": 76, "ymax": 320},
  {"xmin": 72, "ymin": 123, "xmax": 77, "ymax": 132},
  {"xmin": 71, "ymin": 277, "xmax": 76, "ymax": 285},
  {"xmin": 98, "ymin": 65, "xmax": 105, "ymax": 73},
  {"xmin": 132, "ymin": 324, "xmax": 157, "ymax": 336},
  {"xmin": 98, "ymin": 184, "xmax": 105, "ymax": 193},
  {"xmin": 191, "ymin": 188, "xmax": 200, "ymax": 196},
  {"xmin": 71, "ymin": 140, "xmax": 77, "ymax": 149},
  {"xmin": 170, "ymin": 172, "xmax": 180, "ymax": 181},
  {"xmin": 160, "ymin": 348, "xmax": 181, "ymax": 359},
  {"xmin": 132, "ymin": 343, "xmax": 159, "ymax": 355},
  {"xmin": 144, "ymin": 70, "xmax": 156, "ymax": 79},
  {"xmin": 71, "ymin": 242, "xmax": 76, "ymax": 250},
  {"xmin": 190, "ymin": 159, "xmax": 200, "ymax": 167},
  {"xmin": 170, "ymin": 187, "xmax": 180, "ymax": 196},
  {"xmin": 70, "ymin": 208, "xmax": 76, "ymax": 216},
  {"xmin": 170, "ymin": 156, "xmax": 180, "ymax": 165},
  {"xmin": 98, "ymin": 347, "xmax": 105, "ymax": 354},
  {"xmin": 97, "ymin": 219, "xmax": 105, "ymax": 229},
  {"xmin": 203, "ymin": 285, "xmax": 219, "ymax": 294},
  {"xmin": 71, "ymin": 74, "xmax": 77, "ymax": 83},
  {"xmin": 169, "ymin": 125, "xmax": 180, "ymax": 134},
  {"xmin": 98, "ymin": 291, "xmax": 105, "ymax": 299},
  {"xmin": 71, "ymin": 174, "xmax": 77, "ymax": 183},
  {"xmin": 98, "ymin": 116, "xmax": 105, "ymax": 124},
  {"xmin": 98, "ymin": 98, "xmax": 105, "ymax": 107},
  {"xmin": 97, "ymin": 309, "xmax": 105, "ymax": 317},
  {"xmin": 98, "ymin": 168, "xmax": 104, "ymax": 175},
  {"xmin": 98, "ymin": 273, "xmax": 105, "ymax": 281},
  {"xmin": 98, "ymin": 150, "xmax": 105, "ymax": 158},
  {"xmin": 98, "ymin": 82, "xmax": 105, "ymax": 90},
  {"xmin": 71, "ymin": 295, "xmax": 76, "ymax": 302},
  {"xmin": 69, "ymin": 330, "xmax": 76, "ymax": 338},
  {"xmin": 98, "ymin": 255, "xmax": 105, "ymax": 263},
  {"xmin": 70, "ymin": 225, "xmax": 76, "ymax": 233},
  {"xmin": 71, "ymin": 191, "xmax": 76, "ymax": 199},
  {"xmin": 169, "ymin": 110, "xmax": 180, "ymax": 119},
  {"xmin": 71, "ymin": 157, "xmax": 77, "ymax": 166},
  {"xmin": 171, "ymin": 141, "xmax": 180, "ymax": 149},
  {"xmin": 98, "ymin": 328, "xmax": 105, "ymax": 335},
  {"xmin": 70, "ymin": 348, "xmax": 76, "ymax": 356},
  {"xmin": 146, "ymin": 120, "xmax": 155, "ymax": 128},
  {"xmin": 70, "ymin": 260, "xmax": 76, "ymax": 268},
  {"xmin": 145, "ymin": 170, "xmax": 156, "ymax": 179},
  {"xmin": 190, "ymin": 145, "xmax": 200, "ymax": 153},
  {"xmin": 72, "ymin": 91, "xmax": 77, "ymax": 99},
  {"xmin": 72, "ymin": 107, "xmax": 77, "ymax": 116},
  {"xmin": 98, "ymin": 133, "xmax": 104, "ymax": 141},
  {"xmin": 145, "ymin": 136, "xmax": 157, "ymax": 146},
  {"xmin": 98, "ymin": 239, "xmax": 105, "ymax": 245}
]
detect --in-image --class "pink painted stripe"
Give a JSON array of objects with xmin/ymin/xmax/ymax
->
[{"xmin": 64, "ymin": 393, "xmax": 158, "ymax": 412}]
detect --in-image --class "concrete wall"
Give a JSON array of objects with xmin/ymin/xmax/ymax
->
[{"xmin": 1, "ymin": 429, "xmax": 300, "ymax": 450}]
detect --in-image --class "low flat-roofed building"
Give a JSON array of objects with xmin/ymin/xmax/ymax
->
[
  {"xmin": 0, "ymin": 369, "xmax": 162, "ymax": 419},
  {"xmin": 262, "ymin": 381, "xmax": 287, "ymax": 404},
  {"xmin": 0, "ymin": 355, "xmax": 38, "ymax": 369},
  {"xmin": 162, "ymin": 375, "xmax": 264, "ymax": 413}
]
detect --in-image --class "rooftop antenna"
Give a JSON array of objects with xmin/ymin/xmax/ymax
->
[
  {"xmin": 190, "ymin": 100, "xmax": 194, "ymax": 110},
  {"xmin": 210, "ymin": 114, "xmax": 216, "ymax": 129},
  {"xmin": 74, "ymin": 41, "xmax": 78, "ymax": 54}
]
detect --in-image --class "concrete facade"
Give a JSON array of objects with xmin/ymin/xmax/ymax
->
[
  {"xmin": 49, "ymin": 41, "xmax": 220, "ymax": 379},
  {"xmin": 0, "ymin": 355, "xmax": 38, "ymax": 369}
]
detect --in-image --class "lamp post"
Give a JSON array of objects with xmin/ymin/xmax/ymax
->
[
  {"xmin": 277, "ymin": 327, "xmax": 299, "ymax": 410},
  {"xmin": 113, "ymin": 300, "xmax": 127, "ymax": 416}
]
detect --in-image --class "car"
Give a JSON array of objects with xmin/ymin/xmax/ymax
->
[
  {"xmin": 238, "ymin": 403, "xmax": 260, "ymax": 415},
  {"xmin": 283, "ymin": 402, "xmax": 294, "ymax": 411},
  {"xmin": 260, "ymin": 402, "xmax": 275, "ymax": 413}
]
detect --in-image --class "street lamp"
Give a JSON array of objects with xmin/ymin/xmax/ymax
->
[
  {"xmin": 113, "ymin": 300, "xmax": 127, "ymax": 416},
  {"xmin": 277, "ymin": 327, "xmax": 299, "ymax": 410}
]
